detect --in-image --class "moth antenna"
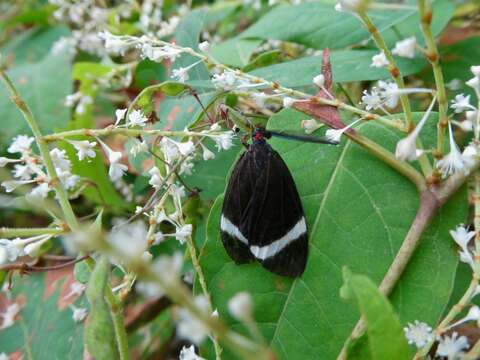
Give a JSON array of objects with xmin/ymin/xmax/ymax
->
[{"xmin": 189, "ymin": 88, "xmax": 215, "ymax": 124}]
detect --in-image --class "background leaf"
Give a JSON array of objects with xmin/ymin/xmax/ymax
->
[
  {"xmin": 0, "ymin": 271, "xmax": 85, "ymax": 359},
  {"xmin": 198, "ymin": 109, "xmax": 467, "ymax": 359}
]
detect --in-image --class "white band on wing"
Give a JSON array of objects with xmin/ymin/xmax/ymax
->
[
  {"xmin": 220, "ymin": 215, "xmax": 249, "ymax": 245},
  {"xmin": 250, "ymin": 217, "xmax": 306, "ymax": 260}
]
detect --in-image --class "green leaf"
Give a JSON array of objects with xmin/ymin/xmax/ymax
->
[
  {"xmin": 227, "ymin": 0, "xmax": 453, "ymax": 50},
  {"xmin": 198, "ymin": 109, "xmax": 467, "ymax": 359},
  {"xmin": 341, "ymin": 269, "xmax": 409, "ymax": 360},
  {"xmin": 210, "ymin": 38, "xmax": 263, "ymax": 68},
  {"xmin": 0, "ymin": 272, "xmax": 84, "ymax": 358},
  {"xmin": 0, "ymin": 50, "xmax": 72, "ymax": 147},
  {"xmin": 242, "ymin": 50, "xmax": 282, "ymax": 72},
  {"xmin": 85, "ymin": 257, "xmax": 119, "ymax": 359},
  {"xmin": 1, "ymin": 26, "xmax": 70, "ymax": 65},
  {"xmin": 251, "ymin": 51, "xmax": 426, "ymax": 88}
]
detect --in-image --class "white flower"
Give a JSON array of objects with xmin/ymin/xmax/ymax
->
[
  {"xmin": 466, "ymin": 110, "xmax": 478, "ymax": 124},
  {"xmin": 97, "ymin": 139, "xmax": 128, "ymax": 181},
  {"xmin": 471, "ymin": 65, "xmax": 480, "ymax": 77},
  {"xmin": 107, "ymin": 221, "xmax": 148, "ymax": 260},
  {"xmin": 136, "ymin": 253, "xmax": 183, "ymax": 298},
  {"xmin": 0, "ymin": 303, "xmax": 21, "ymax": 330},
  {"xmin": 115, "ymin": 108, "xmax": 128, "ymax": 125},
  {"xmin": 371, "ymin": 51, "xmax": 389, "ymax": 68},
  {"xmin": 98, "ymin": 31, "xmax": 130, "ymax": 56},
  {"xmin": 212, "ymin": 70, "xmax": 237, "ymax": 90},
  {"xmin": 1, "ymin": 179, "xmax": 36, "ymax": 193},
  {"xmin": 313, "ymin": 74, "xmax": 325, "ymax": 87},
  {"xmin": 68, "ymin": 140, "xmax": 97, "ymax": 161},
  {"xmin": 446, "ymin": 78, "xmax": 463, "ymax": 91},
  {"xmin": 127, "ymin": 109, "xmax": 148, "ymax": 127},
  {"xmin": 50, "ymin": 148, "xmax": 71, "ymax": 171},
  {"xmin": 8, "ymin": 135, "xmax": 34, "ymax": 154},
  {"xmin": 0, "ymin": 239, "xmax": 22, "ymax": 262},
  {"xmin": 334, "ymin": 0, "xmax": 367, "ymax": 12},
  {"xmin": 201, "ymin": 145, "xmax": 215, "ymax": 161},
  {"xmin": 160, "ymin": 137, "xmax": 180, "ymax": 162},
  {"xmin": 463, "ymin": 144, "xmax": 478, "ymax": 168},
  {"xmin": 251, "ymin": 92, "xmax": 268, "ymax": 107},
  {"xmin": 361, "ymin": 89, "xmax": 382, "ymax": 110},
  {"xmin": 228, "ymin": 292, "xmax": 252, "ymax": 321},
  {"xmin": 12, "ymin": 164, "xmax": 36, "ymax": 180},
  {"xmin": 148, "ymin": 167, "xmax": 163, "ymax": 190},
  {"xmin": 70, "ymin": 305, "xmax": 88, "ymax": 323},
  {"xmin": 153, "ymin": 231, "xmax": 165, "ymax": 245},
  {"xmin": 177, "ymin": 141, "xmax": 196, "ymax": 156},
  {"xmin": 24, "ymin": 236, "xmax": 51, "ymax": 258},
  {"xmin": 0, "ymin": 247, "xmax": 7, "ymax": 265},
  {"xmin": 325, "ymin": 118, "xmax": 362, "ymax": 143},
  {"xmin": 175, "ymin": 224, "xmax": 192, "ymax": 244},
  {"xmin": 437, "ymin": 122, "xmax": 469, "ymax": 177},
  {"xmin": 199, "ymin": 41, "xmax": 210, "ymax": 52},
  {"xmin": 176, "ymin": 295, "xmax": 210, "ymax": 344},
  {"xmin": 283, "ymin": 97, "xmax": 296, "ymax": 108},
  {"xmin": 459, "ymin": 248, "xmax": 475, "ymax": 270},
  {"xmin": 448, "ymin": 306, "xmax": 480, "ymax": 330},
  {"xmin": 378, "ymin": 81, "xmax": 400, "ymax": 108},
  {"xmin": 27, "ymin": 183, "xmax": 51, "ymax": 200},
  {"xmin": 450, "ymin": 224, "xmax": 475, "ymax": 252},
  {"xmin": 64, "ymin": 282, "xmax": 86, "ymax": 300},
  {"xmin": 172, "ymin": 67, "xmax": 189, "ymax": 83},
  {"xmin": 301, "ymin": 119, "xmax": 322, "ymax": 134},
  {"xmin": 0, "ymin": 157, "xmax": 20, "ymax": 167},
  {"xmin": 395, "ymin": 97, "xmax": 436, "ymax": 161},
  {"xmin": 0, "ymin": 352, "xmax": 8, "ymax": 360},
  {"xmin": 467, "ymin": 76, "xmax": 480, "ymax": 94},
  {"xmin": 436, "ymin": 332, "xmax": 469, "ymax": 359},
  {"xmin": 179, "ymin": 345, "xmax": 202, "ymax": 360},
  {"xmin": 213, "ymin": 133, "xmax": 234, "ymax": 151},
  {"xmin": 392, "ymin": 37, "xmax": 416, "ymax": 59},
  {"xmin": 403, "ymin": 321, "xmax": 433, "ymax": 348},
  {"xmin": 451, "ymin": 94, "xmax": 474, "ymax": 113}
]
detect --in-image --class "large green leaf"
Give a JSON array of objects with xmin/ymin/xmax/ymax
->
[
  {"xmin": 1, "ymin": 26, "xmax": 70, "ymax": 65},
  {"xmin": 0, "ymin": 50, "xmax": 72, "ymax": 147},
  {"xmin": 198, "ymin": 109, "xmax": 466, "ymax": 359},
  {"xmin": 251, "ymin": 50, "xmax": 426, "ymax": 88},
  {"xmin": 341, "ymin": 269, "xmax": 409, "ymax": 360},
  {"xmin": 218, "ymin": 0, "xmax": 453, "ymax": 52},
  {"xmin": 0, "ymin": 272, "xmax": 85, "ymax": 358}
]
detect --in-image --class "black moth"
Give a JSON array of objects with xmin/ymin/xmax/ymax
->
[{"xmin": 220, "ymin": 128, "xmax": 336, "ymax": 277}]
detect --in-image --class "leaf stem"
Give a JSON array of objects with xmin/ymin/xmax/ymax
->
[
  {"xmin": 0, "ymin": 227, "xmax": 65, "ymax": 238},
  {"xmin": 417, "ymin": 0, "xmax": 448, "ymax": 155},
  {"xmin": 0, "ymin": 70, "xmax": 79, "ymax": 231}
]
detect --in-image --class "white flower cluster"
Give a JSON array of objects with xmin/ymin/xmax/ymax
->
[
  {"xmin": 212, "ymin": 69, "xmax": 268, "ymax": 91},
  {"xmin": 370, "ymin": 37, "xmax": 417, "ymax": 68},
  {"xmin": 0, "ymin": 234, "xmax": 53, "ymax": 265},
  {"xmin": 1, "ymin": 135, "xmax": 82, "ymax": 199}
]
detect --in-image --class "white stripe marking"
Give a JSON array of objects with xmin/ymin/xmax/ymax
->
[
  {"xmin": 250, "ymin": 217, "xmax": 306, "ymax": 260},
  {"xmin": 220, "ymin": 215, "xmax": 248, "ymax": 245}
]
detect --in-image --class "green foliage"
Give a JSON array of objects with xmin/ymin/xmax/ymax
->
[
  {"xmin": 341, "ymin": 269, "xmax": 409, "ymax": 360},
  {"xmin": 198, "ymin": 109, "xmax": 467, "ymax": 359},
  {"xmin": 0, "ymin": 273, "xmax": 84, "ymax": 359},
  {"xmin": 85, "ymin": 257, "xmax": 119, "ymax": 359}
]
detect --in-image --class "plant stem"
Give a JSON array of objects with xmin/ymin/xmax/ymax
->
[
  {"xmin": 415, "ymin": 276, "xmax": 479, "ymax": 359},
  {"xmin": 357, "ymin": 12, "xmax": 413, "ymax": 129},
  {"xmin": 417, "ymin": 0, "xmax": 448, "ymax": 155},
  {"xmin": 0, "ymin": 70, "xmax": 79, "ymax": 231},
  {"xmin": 0, "ymin": 227, "xmax": 64, "ymax": 238}
]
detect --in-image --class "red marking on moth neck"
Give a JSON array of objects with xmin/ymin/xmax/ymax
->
[{"xmin": 254, "ymin": 132, "xmax": 264, "ymax": 141}]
